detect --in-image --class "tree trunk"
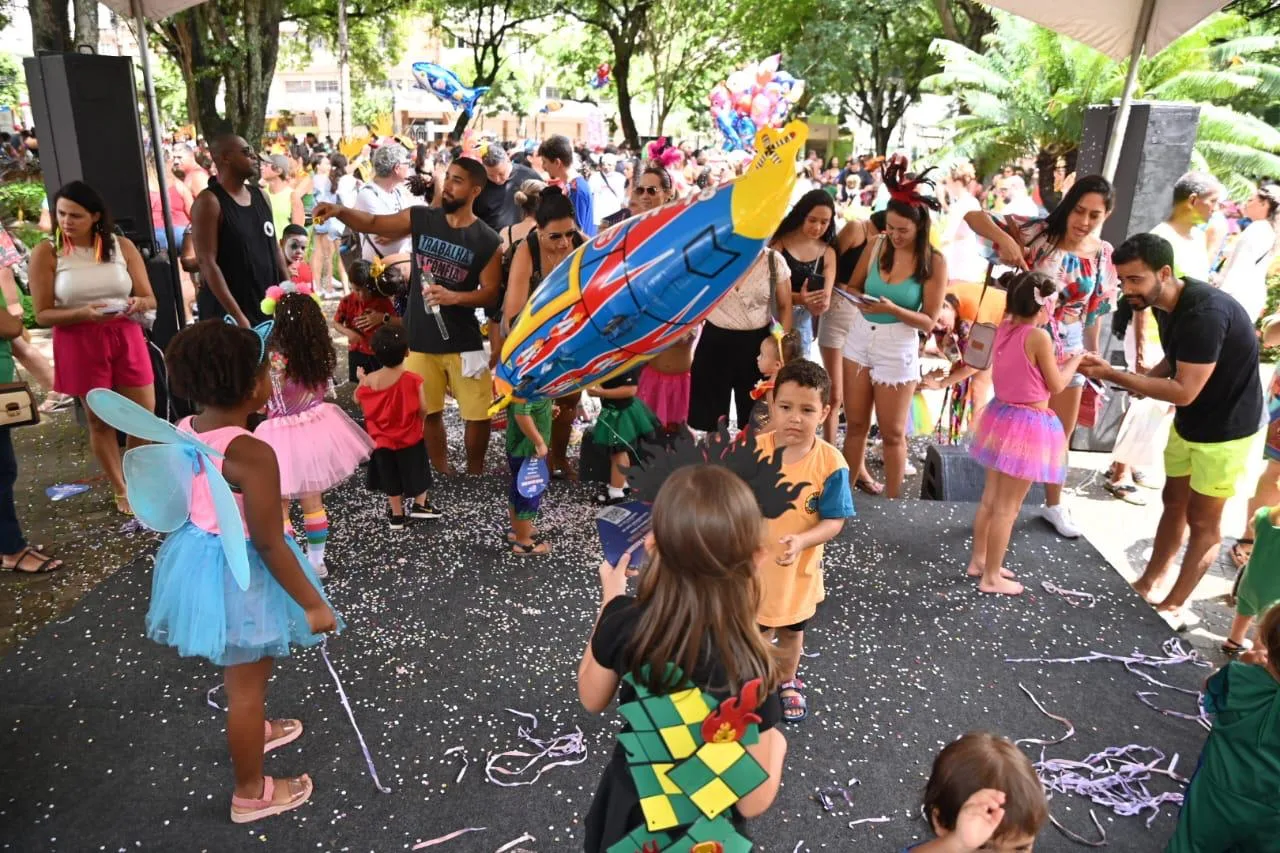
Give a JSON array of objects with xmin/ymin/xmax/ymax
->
[
  {"xmin": 72, "ymin": 0, "xmax": 96, "ymax": 49},
  {"xmin": 613, "ymin": 46, "xmax": 639, "ymax": 149},
  {"xmin": 30, "ymin": 0, "xmax": 71, "ymax": 52},
  {"xmin": 1035, "ymin": 149, "xmax": 1058, "ymax": 209}
]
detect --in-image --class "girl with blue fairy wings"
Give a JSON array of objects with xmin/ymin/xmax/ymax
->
[{"xmin": 86, "ymin": 320, "xmax": 340, "ymax": 825}]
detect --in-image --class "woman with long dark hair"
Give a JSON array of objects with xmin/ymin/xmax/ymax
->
[
  {"xmin": 769, "ymin": 189, "xmax": 836, "ymax": 356},
  {"xmin": 29, "ymin": 180, "xmax": 158, "ymax": 515},
  {"xmin": 965, "ymin": 174, "xmax": 1119, "ymax": 538},
  {"xmin": 312, "ymin": 153, "xmax": 354, "ymax": 297},
  {"xmin": 841, "ymin": 159, "xmax": 947, "ymax": 498},
  {"xmin": 502, "ymin": 187, "xmax": 586, "ymax": 478}
]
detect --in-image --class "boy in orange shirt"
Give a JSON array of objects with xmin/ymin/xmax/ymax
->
[{"xmin": 756, "ymin": 360, "xmax": 855, "ymax": 723}]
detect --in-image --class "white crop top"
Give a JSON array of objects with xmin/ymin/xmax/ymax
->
[{"xmin": 53, "ymin": 236, "xmax": 132, "ymax": 309}]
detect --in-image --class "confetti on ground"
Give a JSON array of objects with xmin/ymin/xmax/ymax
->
[{"xmin": 0, "ymin": 407, "xmax": 1212, "ymax": 851}]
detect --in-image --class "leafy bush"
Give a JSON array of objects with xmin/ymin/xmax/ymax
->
[
  {"xmin": 8, "ymin": 221, "xmax": 43, "ymax": 252},
  {"xmin": 0, "ymin": 181, "xmax": 45, "ymax": 223}
]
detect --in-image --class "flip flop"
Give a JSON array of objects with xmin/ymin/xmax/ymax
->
[
  {"xmin": 512, "ymin": 541, "xmax": 551, "ymax": 557},
  {"xmin": 264, "ymin": 718, "xmax": 303, "ymax": 754},
  {"xmin": 3, "ymin": 546, "xmax": 63, "ymax": 574},
  {"xmin": 1104, "ymin": 482, "xmax": 1146, "ymax": 505},
  {"xmin": 230, "ymin": 775, "xmax": 312, "ymax": 824},
  {"xmin": 854, "ymin": 477, "xmax": 884, "ymax": 496},
  {"xmin": 1222, "ymin": 638, "xmax": 1254, "ymax": 656}
]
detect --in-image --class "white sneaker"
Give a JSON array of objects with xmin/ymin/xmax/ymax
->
[
  {"xmin": 1041, "ymin": 504, "xmax": 1082, "ymax": 539},
  {"xmin": 905, "ymin": 462, "xmax": 918, "ymax": 477},
  {"xmin": 313, "ymin": 562, "xmax": 329, "ymax": 579}
]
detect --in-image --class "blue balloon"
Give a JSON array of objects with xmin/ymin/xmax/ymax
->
[
  {"xmin": 410, "ymin": 62, "xmax": 489, "ymax": 115},
  {"xmin": 714, "ymin": 111, "xmax": 744, "ymax": 151}
]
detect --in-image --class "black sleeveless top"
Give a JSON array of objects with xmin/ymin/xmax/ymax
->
[
  {"xmin": 197, "ymin": 183, "xmax": 280, "ymax": 326},
  {"xmin": 781, "ymin": 247, "xmax": 825, "ymax": 294},
  {"xmin": 527, "ymin": 230, "xmax": 586, "ymax": 291},
  {"xmin": 835, "ymin": 211, "xmax": 887, "ymax": 286}
]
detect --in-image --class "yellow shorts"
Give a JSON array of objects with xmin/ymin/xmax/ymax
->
[
  {"xmin": 404, "ymin": 351, "xmax": 493, "ymax": 421},
  {"xmin": 1163, "ymin": 427, "xmax": 1255, "ymax": 499}
]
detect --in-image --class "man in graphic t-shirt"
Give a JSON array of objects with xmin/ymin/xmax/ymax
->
[
  {"xmin": 314, "ymin": 158, "xmax": 501, "ymax": 475},
  {"xmin": 1081, "ymin": 232, "xmax": 1263, "ymax": 629}
]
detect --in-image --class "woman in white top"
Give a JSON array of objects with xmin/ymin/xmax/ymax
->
[
  {"xmin": 1215, "ymin": 184, "xmax": 1279, "ymax": 323},
  {"xmin": 940, "ymin": 162, "xmax": 987, "ymax": 285},
  {"xmin": 312, "ymin": 153, "xmax": 356, "ymax": 297},
  {"xmin": 29, "ymin": 181, "xmax": 157, "ymax": 515}
]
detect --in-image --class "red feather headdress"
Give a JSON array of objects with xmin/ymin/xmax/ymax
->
[{"xmin": 883, "ymin": 155, "xmax": 941, "ymax": 213}]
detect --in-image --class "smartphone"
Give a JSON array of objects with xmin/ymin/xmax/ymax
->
[
  {"xmin": 835, "ymin": 289, "xmax": 881, "ymax": 307},
  {"xmin": 98, "ymin": 305, "xmax": 126, "ymax": 315}
]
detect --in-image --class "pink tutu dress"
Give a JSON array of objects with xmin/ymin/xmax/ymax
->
[
  {"xmin": 969, "ymin": 321, "xmax": 1067, "ymax": 484},
  {"xmin": 636, "ymin": 366, "xmax": 691, "ymax": 429},
  {"xmin": 254, "ymin": 356, "xmax": 374, "ymax": 498}
]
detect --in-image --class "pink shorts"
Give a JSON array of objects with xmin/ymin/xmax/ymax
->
[
  {"xmin": 637, "ymin": 366, "xmax": 691, "ymax": 428},
  {"xmin": 53, "ymin": 318, "xmax": 154, "ymax": 398}
]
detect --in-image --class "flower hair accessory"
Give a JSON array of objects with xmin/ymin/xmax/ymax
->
[
  {"xmin": 769, "ymin": 321, "xmax": 786, "ymax": 364},
  {"xmin": 883, "ymin": 155, "xmax": 942, "ymax": 213},
  {"xmin": 646, "ymin": 137, "xmax": 683, "ymax": 170},
  {"xmin": 260, "ymin": 281, "xmax": 322, "ymax": 316},
  {"xmin": 1033, "ymin": 288, "xmax": 1048, "ymax": 306}
]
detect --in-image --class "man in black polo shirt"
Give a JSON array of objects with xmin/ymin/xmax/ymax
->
[
  {"xmin": 314, "ymin": 158, "xmax": 501, "ymax": 475},
  {"xmin": 1081, "ymin": 232, "xmax": 1263, "ymax": 628},
  {"xmin": 474, "ymin": 144, "xmax": 540, "ymax": 233}
]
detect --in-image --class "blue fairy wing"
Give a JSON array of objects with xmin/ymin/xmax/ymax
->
[
  {"xmin": 122, "ymin": 444, "xmax": 199, "ymax": 532},
  {"xmin": 84, "ymin": 389, "xmax": 220, "ymax": 457},
  {"xmin": 204, "ymin": 461, "xmax": 251, "ymax": 592}
]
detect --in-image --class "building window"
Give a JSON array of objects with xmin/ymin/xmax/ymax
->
[
  {"xmin": 541, "ymin": 86, "xmax": 562, "ymax": 100},
  {"xmin": 315, "ymin": 80, "xmax": 339, "ymax": 93},
  {"xmin": 284, "ymin": 80, "xmax": 312, "ymax": 94}
]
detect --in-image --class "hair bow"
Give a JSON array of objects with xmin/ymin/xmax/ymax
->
[{"xmin": 261, "ymin": 281, "xmax": 323, "ymax": 316}]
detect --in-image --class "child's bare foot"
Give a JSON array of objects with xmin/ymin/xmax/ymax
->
[
  {"xmin": 978, "ymin": 576, "xmax": 1024, "ymax": 596},
  {"xmin": 966, "ymin": 564, "xmax": 1014, "ymax": 579}
]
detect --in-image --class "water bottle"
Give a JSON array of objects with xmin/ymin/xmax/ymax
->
[{"xmin": 421, "ymin": 265, "xmax": 450, "ymax": 341}]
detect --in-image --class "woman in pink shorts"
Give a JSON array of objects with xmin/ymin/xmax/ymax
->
[{"xmin": 29, "ymin": 181, "xmax": 157, "ymax": 515}]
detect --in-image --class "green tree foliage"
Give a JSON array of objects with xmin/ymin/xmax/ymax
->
[
  {"xmin": 925, "ymin": 12, "xmax": 1280, "ymax": 200},
  {"xmin": 0, "ymin": 54, "xmax": 22, "ymax": 111},
  {"xmin": 558, "ymin": 0, "xmax": 658, "ymax": 148},
  {"xmin": 641, "ymin": 0, "xmax": 739, "ymax": 136},
  {"xmin": 436, "ymin": 0, "xmax": 545, "ymax": 136},
  {"xmin": 731, "ymin": 0, "xmax": 942, "ymax": 155}
]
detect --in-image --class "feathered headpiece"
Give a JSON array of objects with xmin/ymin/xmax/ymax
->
[
  {"xmin": 623, "ymin": 420, "xmax": 808, "ymax": 519},
  {"xmin": 883, "ymin": 155, "xmax": 941, "ymax": 214},
  {"xmin": 646, "ymin": 137, "xmax": 684, "ymax": 170}
]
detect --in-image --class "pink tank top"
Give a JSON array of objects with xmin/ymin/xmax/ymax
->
[
  {"xmin": 179, "ymin": 417, "xmax": 250, "ymax": 536},
  {"xmin": 991, "ymin": 321, "xmax": 1050, "ymax": 405}
]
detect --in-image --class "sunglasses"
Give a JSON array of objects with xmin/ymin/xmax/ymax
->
[
  {"xmin": 543, "ymin": 230, "xmax": 576, "ymax": 242},
  {"xmin": 635, "ymin": 186, "xmax": 663, "ymax": 197}
]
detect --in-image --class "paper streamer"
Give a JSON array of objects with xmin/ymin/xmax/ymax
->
[
  {"xmin": 1136, "ymin": 690, "xmax": 1212, "ymax": 731},
  {"xmin": 445, "ymin": 745, "xmax": 469, "ymax": 783},
  {"xmin": 320, "ymin": 637, "xmax": 393, "ymax": 794},
  {"xmin": 848, "ymin": 816, "xmax": 891, "ymax": 828},
  {"xmin": 1040, "ymin": 580, "xmax": 1097, "ymax": 608},
  {"xmin": 1014, "ymin": 683, "xmax": 1075, "ymax": 747},
  {"xmin": 495, "ymin": 834, "xmax": 536, "ymax": 853},
  {"xmin": 485, "ymin": 708, "xmax": 588, "ymax": 787},
  {"xmin": 412, "ymin": 827, "xmax": 487, "ymax": 849},
  {"xmin": 206, "ymin": 682, "xmax": 226, "ymax": 713}
]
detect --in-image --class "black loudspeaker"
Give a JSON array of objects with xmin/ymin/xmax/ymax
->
[
  {"xmin": 23, "ymin": 53, "xmax": 153, "ymax": 252},
  {"xmin": 1076, "ymin": 101, "xmax": 1200, "ymax": 249},
  {"xmin": 920, "ymin": 444, "xmax": 1046, "ymax": 504}
]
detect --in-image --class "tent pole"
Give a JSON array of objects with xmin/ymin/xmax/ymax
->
[
  {"xmin": 132, "ymin": 0, "xmax": 184, "ymax": 333},
  {"xmin": 1101, "ymin": 0, "xmax": 1157, "ymax": 180}
]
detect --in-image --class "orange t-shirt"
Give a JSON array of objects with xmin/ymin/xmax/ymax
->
[{"xmin": 755, "ymin": 431, "xmax": 854, "ymax": 627}]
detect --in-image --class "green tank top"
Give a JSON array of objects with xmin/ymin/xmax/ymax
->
[
  {"xmin": 266, "ymin": 185, "xmax": 293, "ymax": 238},
  {"xmin": 863, "ymin": 237, "xmax": 923, "ymax": 324}
]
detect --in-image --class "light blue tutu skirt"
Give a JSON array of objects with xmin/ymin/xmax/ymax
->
[{"xmin": 147, "ymin": 522, "xmax": 342, "ymax": 666}]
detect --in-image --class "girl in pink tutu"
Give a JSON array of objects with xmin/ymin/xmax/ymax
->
[
  {"xmin": 967, "ymin": 272, "xmax": 1084, "ymax": 595},
  {"xmin": 255, "ymin": 286, "xmax": 374, "ymax": 579},
  {"xmin": 636, "ymin": 330, "xmax": 695, "ymax": 434}
]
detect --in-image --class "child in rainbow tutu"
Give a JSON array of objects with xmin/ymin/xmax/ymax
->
[
  {"xmin": 254, "ymin": 284, "xmax": 374, "ymax": 579},
  {"xmin": 967, "ymin": 271, "xmax": 1084, "ymax": 595}
]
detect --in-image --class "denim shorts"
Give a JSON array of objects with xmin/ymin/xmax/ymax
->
[{"xmin": 1055, "ymin": 321, "xmax": 1086, "ymax": 389}]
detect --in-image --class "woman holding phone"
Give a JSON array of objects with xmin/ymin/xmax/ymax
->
[
  {"xmin": 841, "ymin": 159, "xmax": 947, "ymax": 498},
  {"xmin": 29, "ymin": 181, "xmax": 157, "ymax": 516},
  {"xmin": 964, "ymin": 174, "xmax": 1118, "ymax": 539},
  {"xmin": 769, "ymin": 189, "xmax": 837, "ymax": 358}
]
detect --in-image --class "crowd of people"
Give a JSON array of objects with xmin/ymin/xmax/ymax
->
[{"xmin": 4, "ymin": 121, "xmax": 1280, "ymax": 851}]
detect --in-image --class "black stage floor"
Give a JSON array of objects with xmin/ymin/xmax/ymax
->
[{"xmin": 0, "ymin": 474, "xmax": 1208, "ymax": 852}]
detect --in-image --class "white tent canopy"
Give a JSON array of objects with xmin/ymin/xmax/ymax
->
[
  {"xmin": 983, "ymin": 0, "xmax": 1232, "ymax": 61},
  {"xmin": 983, "ymin": 0, "xmax": 1232, "ymax": 177},
  {"xmin": 97, "ymin": 0, "xmax": 203, "ymax": 22}
]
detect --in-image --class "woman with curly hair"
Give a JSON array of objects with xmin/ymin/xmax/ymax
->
[{"xmin": 253, "ymin": 290, "xmax": 374, "ymax": 578}]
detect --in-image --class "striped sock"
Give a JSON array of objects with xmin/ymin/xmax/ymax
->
[{"xmin": 303, "ymin": 509, "xmax": 328, "ymax": 568}]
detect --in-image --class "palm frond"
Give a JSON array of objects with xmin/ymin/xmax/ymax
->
[
  {"xmin": 1202, "ymin": 35, "xmax": 1280, "ymax": 66},
  {"xmin": 1150, "ymin": 70, "xmax": 1260, "ymax": 102},
  {"xmin": 1197, "ymin": 104, "xmax": 1280, "ymax": 152},
  {"xmin": 1194, "ymin": 140, "xmax": 1280, "ymax": 179}
]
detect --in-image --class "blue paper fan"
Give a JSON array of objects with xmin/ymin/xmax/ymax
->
[
  {"xmin": 516, "ymin": 456, "xmax": 549, "ymax": 498},
  {"xmin": 85, "ymin": 389, "xmax": 251, "ymax": 591}
]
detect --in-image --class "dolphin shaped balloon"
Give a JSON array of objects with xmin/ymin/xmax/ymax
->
[
  {"xmin": 410, "ymin": 62, "xmax": 489, "ymax": 115},
  {"xmin": 491, "ymin": 122, "xmax": 809, "ymax": 413}
]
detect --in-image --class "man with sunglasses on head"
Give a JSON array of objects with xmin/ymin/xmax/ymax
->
[{"xmin": 314, "ymin": 158, "xmax": 502, "ymax": 477}]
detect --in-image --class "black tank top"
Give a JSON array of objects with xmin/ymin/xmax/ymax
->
[
  {"xmin": 527, "ymin": 230, "xmax": 586, "ymax": 291},
  {"xmin": 197, "ymin": 183, "xmax": 280, "ymax": 326},
  {"xmin": 781, "ymin": 247, "xmax": 824, "ymax": 293}
]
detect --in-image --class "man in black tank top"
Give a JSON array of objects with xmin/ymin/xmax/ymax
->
[{"xmin": 190, "ymin": 135, "xmax": 287, "ymax": 327}]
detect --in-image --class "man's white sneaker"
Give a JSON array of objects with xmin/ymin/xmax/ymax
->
[{"xmin": 1041, "ymin": 504, "xmax": 1082, "ymax": 538}]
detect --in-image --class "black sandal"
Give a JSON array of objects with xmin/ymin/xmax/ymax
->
[
  {"xmin": 4, "ymin": 546, "xmax": 63, "ymax": 574},
  {"xmin": 595, "ymin": 490, "xmax": 629, "ymax": 506},
  {"xmin": 1230, "ymin": 539, "xmax": 1254, "ymax": 569},
  {"xmin": 511, "ymin": 541, "xmax": 551, "ymax": 556},
  {"xmin": 1222, "ymin": 638, "xmax": 1254, "ymax": 655}
]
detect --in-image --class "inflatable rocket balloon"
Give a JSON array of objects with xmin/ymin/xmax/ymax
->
[
  {"xmin": 411, "ymin": 62, "xmax": 489, "ymax": 115},
  {"xmin": 491, "ymin": 122, "xmax": 809, "ymax": 413}
]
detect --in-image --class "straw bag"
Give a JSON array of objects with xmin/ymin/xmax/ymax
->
[{"xmin": 0, "ymin": 382, "xmax": 38, "ymax": 428}]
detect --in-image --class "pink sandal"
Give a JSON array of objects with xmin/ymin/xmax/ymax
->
[
  {"xmin": 230, "ymin": 774, "xmax": 312, "ymax": 824},
  {"xmin": 264, "ymin": 718, "xmax": 303, "ymax": 754}
]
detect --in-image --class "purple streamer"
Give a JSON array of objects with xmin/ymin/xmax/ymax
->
[
  {"xmin": 1136, "ymin": 691, "xmax": 1212, "ymax": 731},
  {"xmin": 1040, "ymin": 580, "xmax": 1097, "ymax": 608},
  {"xmin": 319, "ymin": 637, "xmax": 393, "ymax": 793},
  {"xmin": 485, "ymin": 708, "xmax": 588, "ymax": 787},
  {"xmin": 206, "ymin": 682, "xmax": 226, "ymax": 712}
]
